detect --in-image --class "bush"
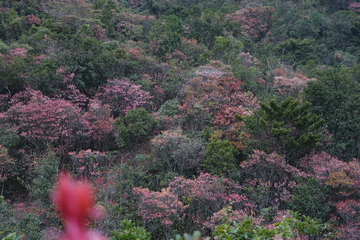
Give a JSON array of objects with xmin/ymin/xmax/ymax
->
[
  {"xmin": 286, "ymin": 177, "xmax": 331, "ymax": 222},
  {"xmin": 29, "ymin": 149, "xmax": 59, "ymax": 207},
  {"xmin": 110, "ymin": 220, "xmax": 151, "ymax": 240},
  {"xmin": 114, "ymin": 108, "xmax": 158, "ymax": 148},
  {"xmin": 213, "ymin": 212, "xmax": 323, "ymax": 240},
  {"xmin": 0, "ymin": 197, "xmax": 43, "ymax": 240},
  {"xmin": 151, "ymin": 129, "xmax": 203, "ymax": 178},
  {"xmin": 158, "ymin": 99, "xmax": 179, "ymax": 118},
  {"xmin": 202, "ymin": 138, "xmax": 239, "ymax": 176}
]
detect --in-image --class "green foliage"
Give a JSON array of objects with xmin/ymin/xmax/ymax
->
[
  {"xmin": 158, "ymin": 99, "xmax": 179, "ymax": 117},
  {"xmin": 0, "ymin": 40, "xmax": 9, "ymax": 54},
  {"xmin": 173, "ymin": 231, "xmax": 209, "ymax": 240},
  {"xmin": 212, "ymin": 212, "xmax": 323, "ymax": 240},
  {"xmin": 202, "ymin": 138, "xmax": 239, "ymax": 176},
  {"xmin": 275, "ymin": 38, "xmax": 317, "ymax": 69},
  {"xmin": 245, "ymin": 97, "xmax": 324, "ymax": 164},
  {"xmin": 212, "ymin": 36, "xmax": 243, "ymax": 64},
  {"xmin": 161, "ymin": 71, "xmax": 186, "ymax": 99},
  {"xmin": 96, "ymin": 164, "xmax": 148, "ymax": 233},
  {"xmin": 150, "ymin": 15, "xmax": 184, "ymax": 56},
  {"xmin": 303, "ymin": 68, "xmax": 360, "ymax": 160},
  {"xmin": 286, "ymin": 177, "xmax": 331, "ymax": 222},
  {"xmin": 1, "ymin": 232, "xmax": 23, "ymax": 240},
  {"xmin": 151, "ymin": 130, "xmax": 203, "ymax": 178},
  {"xmin": 114, "ymin": 108, "xmax": 158, "ymax": 148},
  {"xmin": 110, "ymin": 220, "xmax": 151, "ymax": 240},
  {"xmin": 29, "ymin": 150, "xmax": 59, "ymax": 207},
  {"xmin": 0, "ymin": 197, "xmax": 42, "ymax": 240}
]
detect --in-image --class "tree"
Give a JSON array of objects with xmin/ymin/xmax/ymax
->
[
  {"xmin": 114, "ymin": 108, "xmax": 158, "ymax": 148},
  {"xmin": 96, "ymin": 79, "xmax": 152, "ymax": 118},
  {"xmin": 149, "ymin": 15, "xmax": 184, "ymax": 56},
  {"xmin": 244, "ymin": 97, "xmax": 324, "ymax": 164},
  {"xmin": 303, "ymin": 68, "xmax": 360, "ymax": 160},
  {"xmin": 202, "ymin": 138, "xmax": 239, "ymax": 176},
  {"xmin": 5, "ymin": 88, "xmax": 83, "ymax": 154}
]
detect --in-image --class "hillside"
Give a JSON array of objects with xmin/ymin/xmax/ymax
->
[{"xmin": 1, "ymin": 0, "xmax": 360, "ymax": 239}]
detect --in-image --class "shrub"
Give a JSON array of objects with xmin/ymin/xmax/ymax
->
[
  {"xmin": 29, "ymin": 150, "xmax": 59, "ymax": 207},
  {"xmin": 151, "ymin": 129, "xmax": 203, "ymax": 178},
  {"xmin": 202, "ymin": 138, "xmax": 239, "ymax": 176},
  {"xmin": 110, "ymin": 220, "xmax": 151, "ymax": 240},
  {"xmin": 96, "ymin": 79, "xmax": 152, "ymax": 118},
  {"xmin": 114, "ymin": 108, "xmax": 158, "ymax": 148},
  {"xmin": 286, "ymin": 177, "xmax": 331, "ymax": 222}
]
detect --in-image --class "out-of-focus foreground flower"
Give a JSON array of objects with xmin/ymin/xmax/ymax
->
[{"xmin": 51, "ymin": 172, "xmax": 105, "ymax": 240}]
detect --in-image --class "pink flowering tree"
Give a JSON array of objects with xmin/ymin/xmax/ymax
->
[
  {"xmin": 178, "ymin": 74, "xmax": 258, "ymax": 131},
  {"xmin": 54, "ymin": 68, "xmax": 88, "ymax": 109},
  {"xmin": 134, "ymin": 173, "xmax": 255, "ymax": 236},
  {"xmin": 133, "ymin": 187, "xmax": 187, "ymax": 240},
  {"xmin": 334, "ymin": 199, "xmax": 360, "ymax": 239},
  {"xmin": 81, "ymin": 99, "xmax": 114, "ymax": 151},
  {"xmin": 5, "ymin": 88, "xmax": 83, "ymax": 154},
  {"xmin": 297, "ymin": 152, "xmax": 360, "ymax": 199},
  {"xmin": 226, "ymin": 6, "xmax": 274, "ymax": 42},
  {"xmin": 26, "ymin": 15, "xmax": 41, "ymax": 25},
  {"xmin": 240, "ymin": 150, "xmax": 307, "ymax": 210},
  {"xmin": 168, "ymin": 173, "xmax": 255, "ymax": 232},
  {"xmin": 68, "ymin": 149, "xmax": 106, "ymax": 180},
  {"xmin": 272, "ymin": 68, "xmax": 316, "ymax": 99},
  {"xmin": 96, "ymin": 79, "xmax": 152, "ymax": 118}
]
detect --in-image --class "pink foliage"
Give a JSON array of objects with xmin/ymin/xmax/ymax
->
[
  {"xmin": 297, "ymin": 152, "xmax": 360, "ymax": 198},
  {"xmin": 169, "ymin": 173, "xmax": 254, "ymax": 229},
  {"xmin": 6, "ymin": 88, "xmax": 82, "ymax": 153},
  {"xmin": 227, "ymin": 7, "xmax": 274, "ymax": 40},
  {"xmin": 169, "ymin": 49, "xmax": 188, "ymax": 64},
  {"xmin": 81, "ymin": 99, "xmax": 114, "ymax": 149},
  {"xmin": 26, "ymin": 14, "xmax": 41, "ymax": 25},
  {"xmin": 55, "ymin": 68, "xmax": 88, "ymax": 108},
  {"xmin": 68, "ymin": 149, "xmax": 106, "ymax": 180},
  {"xmin": 133, "ymin": 173, "xmax": 255, "ymax": 233},
  {"xmin": 133, "ymin": 186, "xmax": 187, "ymax": 239},
  {"xmin": 334, "ymin": 199, "xmax": 360, "ymax": 239},
  {"xmin": 348, "ymin": 2, "xmax": 360, "ymax": 14},
  {"xmin": 96, "ymin": 79, "xmax": 152, "ymax": 117},
  {"xmin": 9, "ymin": 47, "xmax": 28, "ymax": 58},
  {"xmin": 133, "ymin": 187, "xmax": 187, "ymax": 225},
  {"xmin": 178, "ymin": 75, "xmax": 258, "ymax": 130},
  {"xmin": 273, "ymin": 68, "xmax": 316, "ymax": 97},
  {"xmin": 91, "ymin": 25, "xmax": 106, "ymax": 42},
  {"xmin": 241, "ymin": 150, "xmax": 307, "ymax": 208},
  {"xmin": 33, "ymin": 54, "xmax": 46, "ymax": 64},
  {"xmin": 238, "ymin": 52, "xmax": 259, "ymax": 68},
  {"xmin": 127, "ymin": 0, "xmax": 144, "ymax": 8}
]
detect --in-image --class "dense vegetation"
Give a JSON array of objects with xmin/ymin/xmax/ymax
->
[{"xmin": 1, "ymin": 0, "xmax": 360, "ymax": 239}]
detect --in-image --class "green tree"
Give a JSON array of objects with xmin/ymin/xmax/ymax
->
[
  {"xmin": 243, "ymin": 97, "xmax": 324, "ymax": 165},
  {"xmin": 114, "ymin": 108, "xmax": 158, "ymax": 148},
  {"xmin": 212, "ymin": 36, "xmax": 243, "ymax": 64},
  {"xmin": 304, "ymin": 68, "xmax": 360, "ymax": 160},
  {"xmin": 149, "ymin": 15, "xmax": 184, "ymax": 56},
  {"xmin": 202, "ymin": 138, "xmax": 240, "ymax": 176}
]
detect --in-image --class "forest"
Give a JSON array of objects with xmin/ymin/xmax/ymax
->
[{"xmin": 1, "ymin": 0, "xmax": 360, "ymax": 239}]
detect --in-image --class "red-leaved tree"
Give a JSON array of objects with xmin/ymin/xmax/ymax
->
[
  {"xmin": 5, "ymin": 88, "xmax": 82, "ymax": 154},
  {"xmin": 96, "ymin": 79, "xmax": 152, "ymax": 118}
]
